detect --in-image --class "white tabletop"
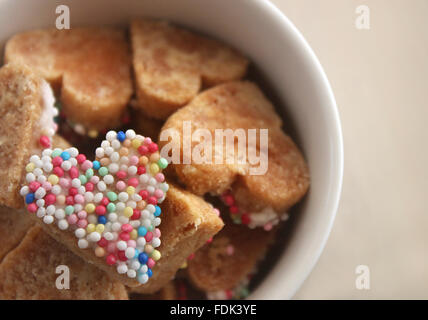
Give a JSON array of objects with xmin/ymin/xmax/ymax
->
[{"xmin": 270, "ymin": 0, "xmax": 428, "ymax": 299}]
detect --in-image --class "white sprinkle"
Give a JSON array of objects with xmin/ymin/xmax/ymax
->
[
  {"xmin": 72, "ymin": 178, "xmax": 81, "ymax": 188},
  {"xmin": 105, "ymin": 146, "xmax": 114, "ymax": 156},
  {"xmin": 26, "ymin": 173, "xmax": 36, "ymax": 182},
  {"xmin": 112, "ymin": 222, "xmax": 121, "ymax": 232},
  {"xmin": 97, "ymin": 181, "xmax": 106, "ymax": 191},
  {"xmin": 104, "ymin": 232, "xmax": 114, "ymax": 241},
  {"xmin": 101, "ymin": 140, "xmax": 110, "ymax": 149},
  {"xmin": 78, "ymin": 239, "xmax": 89, "ymax": 249},
  {"xmin": 117, "ymin": 240, "xmax": 127, "ymax": 251},
  {"xmin": 95, "ymin": 147, "xmax": 104, "ymax": 158},
  {"xmin": 125, "ymin": 247, "xmax": 135, "ymax": 259},
  {"xmin": 151, "ymin": 238, "xmax": 161, "ymax": 248},
  {"xmin": 126, "ymin": 129, "xmax": 136, "ymax": 139},
  {"xmin": 108, "ymin": 213, "xmax": 118, "ymax": 222},
  {"xmin": 33, "ymin": 168, "xmax": 43, "ymax": 177},
  {"xmin": 146, "ymin": 204, "xmax": 155, "ymax": 214},
  {"xmin": 75, "ymin": 228, "xmax": 86, "ymax": 238},
  {"xmin": 30, "ymin": 155, "xmax": 40, "ymax": 163},
  {"xmin": 51, "ymin": 185, "xmax": 61, "ymax": 195},
  {"xmin": 106, "ymin": 131, "xmax": 117, "ymax": 142},
  {"xmin": 130, "ymin": 261, "xmax": 140, "ymax": 270},
  {"xmin": 127, "ymin": 269, "xmax": 137, "ymax": 278},
  {"xmin": 117, "ymin": 264, "xmax": 128, "ymax": 274},
  {"xmin": 68, "ymin": 147, "xmax": 79, "ymax": 157},
  {"xmin": 137, "ymin": 237, "xmax": 146, "ymax": 248},
  {"xmin": 20, "ymin": 186, "xmax": 29, "ymax": 196},
  {"xmin": 42, "ymin": 149, "xmax": 52, "ymax": 157},
  {"xmin": 140, "ymin": 264, "xmax": 148, "ymax": 274},
  {"xmin": 111, "ymin": 139, "xmax": 121, "ymax": 150},
  {"xmin": 61, "ymin": 160, "xmax": 72, "ymax": 171},
  {"xmin": 139, "ymin": 174, "xmax": 149, "ymax": 184},
  {"xmin": 43, "ymin": 215, "xmax": 54, "ymax": 224},
  {"xmin": 154, "ymin": 218, "xmax": 161, "ymax": 226},
  {"xmin": 35, "ymin": 187, "xmax": 46, "ymax": 199},
  {"xmin": 42, "ymin": 162, "xmax": 53, "ymax": 172},
  {"xmin": 118, "ymin": 216, "xmax": 129, "ymax": 224},
  {"xmin": 108, "ymin": 163, "xmax": 119, "ymax": 174},
  {"xmin": 84, "ymin": 192, "xmax": 94, "ymax": 202},
  {"xmin": 128, "ymin": 166, "xmax": 137, "ymax": 176},
  {"xmin": 55, "ymin": 209, "xmax": 65, "ymax": 219},
  {"xmin": 110, "ymin": 152, "xmax": 120, "ymax": 163},
  {"xmin": 103, "ymin": 175, "xmax": 114, "ymax": 185},
  {"xmin": 36, "ymin": 208, "xmax": 46, "ymax": 218},
  {"xmin": 138, "ymin": 274, "xmax": 149, "ymax": 284},
  {"xmin": 58, "ymin": 219, "xmax": 69, "ymax": 230},
  {"xmin": 118, "ymin": 192, "xmax": 129, "ymax": 202},
  {"xmin": 36, "ymin": 199, "xmax": 45, "ymax": 207},
  {"xmin": 88, "ymin": 232, "xmax": 101, "ymax": 242},
  {"xmin": 94, "ymin": 193, "xmax": 103, "ymax": 203},
  {"xmin": 46, "ymin": 205, "xmax": 56, "ymax": 215}
]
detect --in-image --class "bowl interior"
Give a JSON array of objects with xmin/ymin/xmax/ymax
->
[{"xmin": 0, "ymin": 0, "xmax": 343, "ymax": 299}]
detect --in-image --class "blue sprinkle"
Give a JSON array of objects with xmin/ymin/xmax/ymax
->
[
  {"xmin": 138, "ymin": 252, "xmax": 148, "ymax": 264},
  {"xmin": 147, "ymin": 268, "xmax": 153, "ymax": 278},
  {"xmin": 93, "ymin": 161, "xmax": 101, "ymax": 170},
  {"xmin": 25, "ymin": 193, "xmax": 35, "ymax": 204},
  {"xmin": 134, "ymin": 249, "xmax": 140, "ymax": 259},
  {"xmin": 154, "ymin": 206, "xmax": 161, "ymax": 217},
  {"xmin": 60, "ymin": 151, "xmax": 70, "ymax": 160},
  {"xmin": 98, "ymin": 216, "xmax": 107, "ymax": 224},
  {"xmin": 138, "ymin": 226, "xmax": 147, "ymax": 237},
  {"xmin": 117, "ymin": 131, "xmax": 126, "ymax": 142}
]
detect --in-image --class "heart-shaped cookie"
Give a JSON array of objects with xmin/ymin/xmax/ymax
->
[{"xmin": 20, "ymin": 129, "xmax": 169, "ymax": 285}]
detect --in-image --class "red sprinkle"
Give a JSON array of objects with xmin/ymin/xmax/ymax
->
[
  {"xmin": 116, "ymin": 171, "xmax": 127, "ymax": 179},
  {"xmin": 206, "ymin": 237, "xmax": 213, "ymax": 244},
  {"xmin": 138, "ymin": 145, "xmax": 149, "ymax": 155},
  {"xmin": 76, "ymin": 154, "xmax": 86, "ymax": 164},
  {"xmin": 148, "ymin": 196, "xmax": 157, "ymax": 205},
  {"xmin": 53, "ymin": 167, "xmax": 64, "ymax": 177},
  {"xmin": 68, "ymin": 187, "xmax": 78, "ymax": 196},
  {"xmin": 39, "ymin": 135, "xmax": 51, "ymax": 148},
  {"xmin": 27, "ymin": 203, "xmax": 37, "ymax": 213},
  {"xmin": 100, "ymin": 197, "xmax": 109, "ymax": 206},
  {"xmin": 229, "ymin": 205, "xmax": 239, "ymax": 214},
  {"xmin": 69, "ymin": 166, "xmax": 79, "ymax": 179},
  {"xmin": 85, "ymin": 182, "xmax": 94, "ymax": 191},
  {"xmin": 52, "ymin": 156, "xmax": 63, "ymax": 167},
  {"xmin": 148, "ymin": 142, "xmax": 158, "ymax": 153},
  {"xmin": 137, "ymin": 166, "xmax": 146, "ymax": 175},
  {"xmin": 131, "ymin": 209, "xmax": 141, "ymax": 220},
  {"xmin": 119, "ymin": 232, "xmax": 130, "ymax": 241},
  {"xmin": 128, "ymin": 177, "xmax": 139, "ymax": 187},
  {"xmin": 139, "ymin": 190, "xmax": 149, "ymax": 200},
  {"xmin": 187, "ymin": 253, "xmax": 195, "ymax": 260},
  {"xmin": 117, "ymin": 250, "xmax": 128, "ymax": 261},
  {"xmin": 44, "ymin": 194, "xmax": 56, "ymax": 206},
  {"xmin": 66, "ymin": 196, "xmax": 74, "ymax": 205},
  {"xmin": 106, "ymin": 254, "xmax": 117, "ymax": 265},
  {"xmin": 97, "ymin": 237, "xmax": 108, "ymax": 247},
  {"xmin": 145, "ymin": 231, "xmax": 153, "ymax": 242},
  {"xmin": 241, "ymin": 213, "xmax": 251, "ymax": 225},
  {"xmin": 95, "ymin": 205, "xmax": 106, "ymax": 215},
  {"xmin": 121, "ymin": 223, "xmax": 133, "ymax": 233},
  {"xmin": 29, "ymin": 181, "xmax": 41, "ymax": 193}
]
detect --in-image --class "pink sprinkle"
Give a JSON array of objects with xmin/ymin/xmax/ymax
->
[
  {"xmin": 90, "ymin": 176, "xmax": 99, "ymax": 184},
  {"xmin": 264, "ymin": 223, "xmax": 273, "ymax": 231},
  {"xmin": 155, "ymin": 173, "xmax": 165, "ymax": 182},
  {"xmin": 121, "ymin": 224, "xmax": 133, "ymax": 233},
  {"xmin": 39, "ymin": 135, "xmax": 51, "ymax": 148},
  {"xmin": 29, "ymin": 181, "xmax": 41, "ymax": 192},
  {"xmin": 75, "ymin": 195, "xmax": 85, "ymax": 204},
  {"xmin": 27, "ymin": 203, "xmax": 37, "ymax": 213},
  {"xmin": 144, "ymin": 137, "xmax": 152, "ymax": 145},
  {"xmin": 145, "ymin": 231, "xmax": 153, "ymax": 242},
  {"xmin": 85, "ymin": 182, "xmax": 94, "ymax": 191},
  {"xmin": 148, "ymin": 196, "xmax": 157, "ymax": 205},
  {"xmin": 128, "ymin": 177, "xmax": 138, "ymax": 187},
  {"xmin": 66, "ymin": 196, "xmax": 74, "ymax": 205},
  {"xmin": 226, "ymin": 245, "xmax": 235, "ymax": 256},
  {"xmin": 147, "ymin": 258, "xmax": 155, "ymax": 268},
  {"xmin": 42, "ymin": 182, "xmax": 52, "ymax": 191},
  {"xmin": 206, "ymin": 237, "xmax": 213, "ymax": 244},
  {"xmin": 76, "ymin": 154, "xmax": 86, "ymax": 164},
  {"xmin": 107, "ymin": 243, "xmax": 116, "ymax": 253},
  {"xmin": 44, "ymin": 194, "xmax": 56, "ymax": 206},
  {"xmin": 153, "ymin": 228, "xmax": 161, "ymax": 238},
  {"xmin": 129, "ymin": 156, "xmax": 139, "ymax": 165},
  {"xmin": 67, "ymin": 214, "xmax": 78, "ymax": 225},
  {"xmin": 188, "ymin": 253, "xmax": 195, "ymax": 260},
  {"xmin": 81, "ymin": 160, "xmax": 93, "ymax": 171},
  {"xmin": 77, "ymin": 219, "xmax": 88, "ymax": 228},
  {"xmin": 59, "ymin": 178, "xmax": 70, "ymax": 188},
  {"xmin": 52, "ymin": 156, "xmax": 63, "ymax": 167},
  {"xmin": 69, "ymin": 167, "xmax": 79, "ymax": 179},
  {"xmin": 127, "ymin": 240, "xmax": 136, "ymax": 248},
  {"xmin": 77, "ymin": 210, "xmax": 87, "ymax": 219},
  {"xmin": 154, "ymin": 189, "xmax": 164, "ymax": 199},
  {"xmin": 116, "ymin": 181, "xmax": 126, "ymax": 191},
  {"xmin": 213, "ymin": 208, "xmax": 220, "ymax": 216}
]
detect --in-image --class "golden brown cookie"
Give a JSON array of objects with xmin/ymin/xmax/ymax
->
[
  {"xmin": 159, "ymin": 81, "xmax": 310, "ymax": 216},
  {"xmin": 129, "ymin": 184, "xmax": 224, "ymax": 294},
  {"xmin": 130, "ymin": 19, "xmax": 248, "ymax": 119},
  {"xmin": 0, "ymin": 206, "xmax": 33, "ymax": 262},
  {"xmin": 0, "ymin": 226, "xmax": 128, "ymax": 300},
  {"xmin": 0, "ymin": 63, "xmax": 57, "ymax": 209},
  {"xmin": 5, "ymin": 27, "xmax": 132, "ymax": 131},
  {"xmin": 187, "ymin": 215, "xmax": 276, "ymax": 292}
]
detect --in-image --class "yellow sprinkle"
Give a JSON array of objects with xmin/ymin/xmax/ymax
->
[
  {"xmin": 151, "ymin": 249, "xmax": 161, "ymax": 261},
  {"xmin": 25, "ymin": 163, "xmax": 35, "ymax": 173},
  {"xmin": 126, "ymin": 186, "xmax": 135, "ymax": 195},
  {"xmin": 48, "ymin": 174, "xmax": 59, "ymax": 185},
  {"xmin": 150, "ymin": 152, "xmax": 160, "ymax": 162},
  {"xmin": 130, "ymin": 229, "xmax": 138, "ymax": 240},
  {"xmin": 139, "ymin": 156, "xmax": 148, "ymax": 165},
  {"xmin": 88, "ymin": 129, "xmax": 98, "ymax": 138},
  {"xmin": 131, "ymin": 138, "xmax": 142, "ymax": 149},
  {"xmin": 150, "ymin": 163, "xmax": 159, "ymax": 174},
  {"xmin": 95, "ymin": 224, "xmax": 105, "ymax": 233},
  {"xmin": 86, "ymin": 224, "xmax": 95, "ymax": 233},
  {"xmin": 124, "ymin": 207, "xmax": 133, "ymax": 218},
  {"xmin": 85, "ymin": 203, "xmax": 95, "ymax": 213},
  {"xmin": 180, "ymin": 260, "xmax": 188, "ymax": 269}
]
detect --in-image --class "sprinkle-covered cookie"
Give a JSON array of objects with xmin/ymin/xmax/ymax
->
[{"xmin": 20, "ymin": 129, "xmax": 169, "ymax": 285}]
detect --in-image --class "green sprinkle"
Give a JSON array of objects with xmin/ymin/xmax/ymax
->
[
  {"xmin": 240, "ymin": 288, "xmax": 249, "ymax": 298},
  {"xmin": 51, "ymin": 149, "xmax": 62, "ymax": 157},
  {"xmin": 107, "ymin": 192, "xmax": 118, "ymax": 202},
  {"xmin": 148, "ymin": 225, "xmax": 154, "ymax": 231},
  {"xmin": 65, "ymin": 205, "xmax": 74, "ymax": 215},
  {"xmin": 85, "ymin": 168, "xmax": 94, "ymax": 179},
  {"xmin": 157, "ymin": 158, "xmax": 168, "ymax": 169},
  {"xmin": 107, "ymin": 203, "xmax": 116, "ymax": 213},
  {"xmin": 79, "ymin": 175, "xmax": 87, "ymax": 185},
  {"xmin": 98, "ymin": 167, "xmax": 108, "ymax": 176}
]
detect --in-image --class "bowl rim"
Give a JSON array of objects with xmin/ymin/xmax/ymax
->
[{"xmin": 247, "ymin": 0, "xmax": 344, "ymax": 299}]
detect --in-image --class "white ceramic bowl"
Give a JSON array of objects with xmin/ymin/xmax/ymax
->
[{"xmin": 0, "ymin": 0, "xmax": 343, "ymax": 299}]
